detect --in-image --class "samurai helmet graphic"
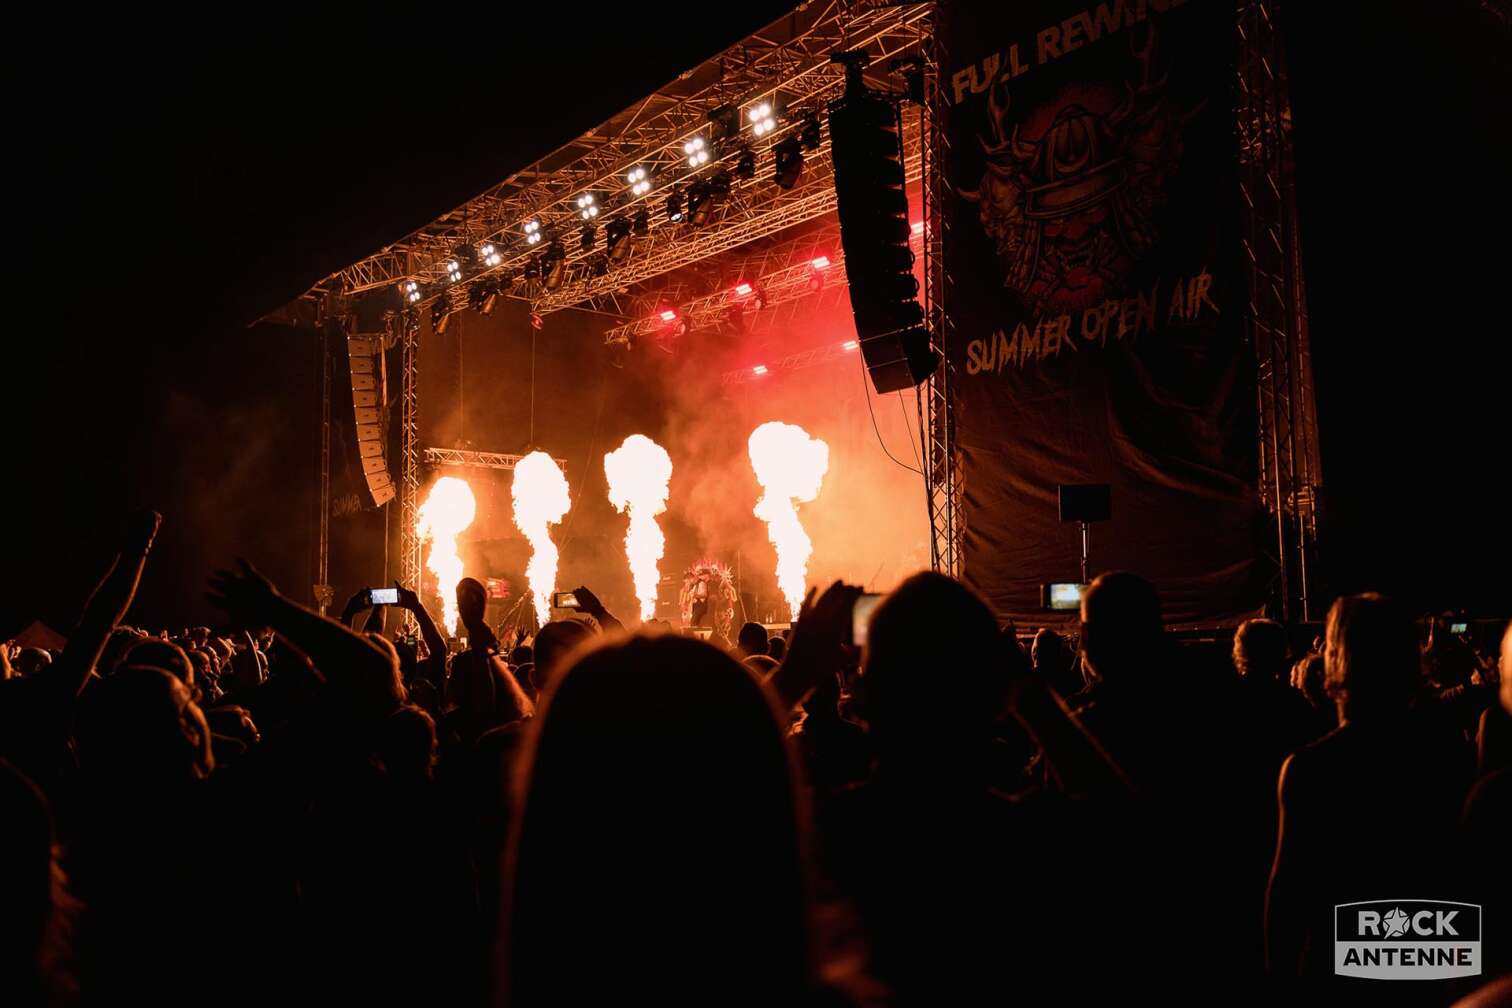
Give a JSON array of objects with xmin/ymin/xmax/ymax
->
[{"xmin": 960, "ymin": 27, "xmax": 1190, "ymax": 313}]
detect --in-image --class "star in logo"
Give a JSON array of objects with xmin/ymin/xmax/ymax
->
[{"xmin": 1382, "ymin": 907, "xmax": 1410, "ymax": 938}]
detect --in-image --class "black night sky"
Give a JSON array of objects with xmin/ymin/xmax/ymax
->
[{"xmin": 7, "ymin": 1, "xmax": 1511, "ymax": 629}]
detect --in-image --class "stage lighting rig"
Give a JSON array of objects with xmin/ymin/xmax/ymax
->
[
  {"xmin": 799, "ymin": 112, "xmax": 822, "ymax": 151},
  {"xmin": 684, "ymin": 136, "xmax": 711, "ymax": 168},
  {"xmin": 479, "ymin": 242, "xmax": 503, "ymax": 268},
  {"xmin": 747, "ymin": 100, "xmax": 777, "ymax": 137},
  {"xmin": 666, "ymin": 186, "xmax": 686, "ymax": 222},
  {"xmin": 626, "ymin": 166, "xmax": 651, "ymax": 197},
  {"xmin": 431, "ymin": 296, "xmax": 452, "ymax": 334},
  {"xmin": 523, "ymin": 219, "xmax": 542, "ymax": 245},
  {"xmin": 445, "ymin": 258, "xmax": 464, "ymax": 284},
  {"xmin": 632, "ymin": 209, "xmax": 650, "ymax": 236},
  {"xmin": 709, "ymin": 103, "xmax": 741, "ymax": 143},
  {"xmin": 469, "ymin": 280, "xmax": 500, "ymax": 316},
  {"xmin": 542, "ymin": 241, "xmax": 566, "ymax": 291},
  {"xmin": 605, "ymin": 218, "xmax": 633, "ymax": 263},
  {"xmin": 735, "ymin": 145, "xmax": 756, "ymax": 180},
  {"xmin": 577, "ymin": 192, "xmax": 600, "ymax": 220},
  {"xmin": 687, "ymin": 182, "xmax": 712, "ymax": 226},
  {"xmin": 398, "ymin": 280, "xmax": 422, "ymax": 305},
  {"xmin": 580, "ymin": 223, "xmax": 596, "ymax": 251},
  {"xmin": 774, "ymin": 136, "xmax": 803, "ymax": 189}
]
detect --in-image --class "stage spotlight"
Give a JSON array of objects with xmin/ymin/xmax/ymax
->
[
  {"xmin": 398, "ymin": 280, "xmax": 421, "ymax": 304},
  {"xmin": 577, "ymin": 193, "xmax": 600, "ymax": 220},
  {"xmin": 542, "ymin": 241, "xmax": 566, "ymax": 291},
  {"xmin": 469, "ymin": 281, "xmax": 500, "ymax": 315},
  {"xmin": 842, "ymin": 340, "xmax": 858, "ymax": 351},
  {"xmin": 580, "ymin": 223, "xmax": 596, "ymax": 252},
  {"xmin": 591, "ymin": 255, "xmax": 609, "ymax": 277},
  {"xmin": 431, "ymin": 297, "xmax": 451, "ymax": 334},
  {"xmin": 799, "ymin": 112, "xmax": 822, "ymax": 151},
  {"xmin": 751, "ymin": 283, "xmax": 768, "ymax": 310},
  {"xmin": 752, "ymin": 364, "xmax": 768, "ymax": 376},
  {"xmin": 523, "ymin": 219, "xmax": 542, "ymax": 245},
  {"xmin": 735, "ymin": 281, "xmax": 753, "ymax": 296},
  {"xmin": 911, "ymin": 220, "xmax": 925, "ymax": 235},
  {"xmin": 659, "ymin": 308, "xmax": 678, "ymax": 322},
  {"xmin": 479, "ymin": 243, "xmax": 502, "ymax": 268},
  {"xmin": 735, "ymin": 145, "xmax": 756, "ymax": 180},
  {"xmin": 683, "ymin": 136, "xmax": 710, "ymax": 168},
  {"xmin": 523, "ymin": 260, "xmax": 540, "ymax": 280},
  {"xmin": 605, "ymin": 218, "xmax": 633, "ymax": 263},
  {"xmin": 626, "ymin": 166, "xmax": 651, "ymax": 197},
  {"xmin": 666, "ymin": 186, "xmax": 685, "ymax": 223},
  {"xmin": 632, "ymin": 209, "xmax": 650, "ymax": 236},
  {"xmin": 811, "ymin": 255, "xmax": 831, "ymax": 269},
  {"xmin": 445, "ymin": 258, "xmax": 463, "ymax": 284},
  {"xmin": 747, "ymin": 101, "xmax": 777, "ymax": 137},
  {"xmin": 774, "ymin": 136, "xmax": 804, "ymax": 189},
  {"xmin": 687, "ymin": 181, "xmax": 712, "ymax": 226},
  {"xmin": 709, "ymin": 103, "xmax": 741, "ymax": 143}
]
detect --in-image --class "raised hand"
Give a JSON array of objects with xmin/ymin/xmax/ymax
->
[
  {"xmin": 770, "ymin": 580, "xmax": 863, "ymax": 711},
  {"xmin": 206, "ymin": 559, "xmax": 283, "ymax": 629},
  {"xmin": 393, "ymin": 581, "xmax": 423, "ymax": 612}
]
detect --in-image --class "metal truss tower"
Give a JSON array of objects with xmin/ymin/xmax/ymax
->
[{"xmin": 1237, "ymin": 0, "xmax": 1322, "ymax": 622}]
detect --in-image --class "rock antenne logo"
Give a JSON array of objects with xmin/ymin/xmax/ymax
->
[{"xmin": 1335, "ymin": 900, "xmax": 1482, "ymax": 980}]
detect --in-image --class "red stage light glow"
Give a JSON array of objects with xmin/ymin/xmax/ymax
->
[
  {"xmin": 842, "ymin": 340, "xmax": 858, "ymax": 351},
  {"xmin": 735, "ymin": 282, "xmax": 753, "ymax": 296},
  {"xmin": 659, "ymin": 309, "xmax": 678, "ymax": 321},
  {"xmin": 811, "ymin": 255, "xmax": 830, "ymax": 269},
  {"xmin": 752, "ymin": 364, "xmax": 769, "ymax": 376},
  {"xmin": 910, "ymin": 220, "xmax": 924, "ymax": 235}
]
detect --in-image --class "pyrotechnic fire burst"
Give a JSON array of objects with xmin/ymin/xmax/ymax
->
[
  {"xmin": 748, "ymin": 421, "xmax": 829, "ymax": 619},
  {"xmin": 511, "ymin": 451, "xmax": 572, "ymax": 626},
  {"xmin": 604, "ymin": 434, "xmax": 673, "ymax": 622},
  {"xmin": 416, "ymin": 476, "xmax": 477, "ymax": 634}
]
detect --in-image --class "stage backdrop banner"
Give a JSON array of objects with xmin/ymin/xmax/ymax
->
[{"xmin": 941, "ymin": 0, "xmax": 1266, "ymax": 624}]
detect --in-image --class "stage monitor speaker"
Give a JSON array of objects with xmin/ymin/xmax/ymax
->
[
  {"xmin": 1058, "ymin": 484, "xmax": 1112, "ymax": 523},
  {"xmin": 346, "ymin": 333, "xmax": 394, "ymax": 507},
  {"xmin": 828, "ymin": 91, "xmax": 938, "ymax": 394}
]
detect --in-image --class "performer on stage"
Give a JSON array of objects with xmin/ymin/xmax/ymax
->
[
  {"xmin": 679, "ymin": 561, "xmax": 737, "ymax": 640},
  {"xmin": 689, "ymin": 571, "xmax": 711, "ymax": 627}
]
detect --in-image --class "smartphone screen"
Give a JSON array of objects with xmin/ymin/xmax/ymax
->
[
  {"xmin": 368, "ymin": 587, "xmax": 399, "ymax": 606},
  {"xmin": 552, "ymin": 591, "xmax": 580, "ymax": 609},
  {"xmin": 1048, "ymin": 583, "xmax": 1085, "ymax": 611},
  {"xmin": 852, "ymin": 593, "xmax": 884, "ymax": 647},
  {"xmin": 1449, "ymin": 622, "xmax": 1468, "ymax": 634}
]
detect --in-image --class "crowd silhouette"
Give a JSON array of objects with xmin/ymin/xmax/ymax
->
[{"xmin": 1, "ymin": 510, "xmax": 1506, "ymax": 1005}]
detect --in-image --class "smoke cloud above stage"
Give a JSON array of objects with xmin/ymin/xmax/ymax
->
[{"xmin": 399, "ymin": 270, "xmax": 931, "ymax": 624}]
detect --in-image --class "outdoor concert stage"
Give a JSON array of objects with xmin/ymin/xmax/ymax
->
[{"xmin": 276, "ymin": 0, "xmax": 1318, "ymax": 632}]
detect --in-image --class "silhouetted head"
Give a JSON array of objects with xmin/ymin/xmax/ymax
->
[
  {"xmin": 1233, "ymin": 618, "xmax": 1289, "ymax": 683},
  {"xmin": 1079, "ymin": 572, "xmax": 1163, "ymax": 685},
  {"xmin": 504, "ymin": 635, "xmax": 812, "ymax": 1004},
  {"xmin": 1323, "ymin": 593, "xmax": 1422, "ymax": 722},
  {"xmin": 767, "ymin": 635, "xmax": 786, "ymax": 661},
  {"xmin": 378, "ymin": 704, "xmax": 437, "ymax": 784},
  {"xmin": 456, "ymin": 577, "xmax": 487, "ymax": 628},
  {"xmin": 447, "ymin": 650, "xmax": 518, "ymax": 741},
  {"xmin": 77, "ymin": 666, "xmax": 213, "ymax": 783},
  {"xmin": 530, "ymin": 620, "xmax": 593, "ymax": 694},
  {"xmin": 12, "ymin": 648, "xmax": 52, "ymax": 678},
  {"xmin": 507, "ymin": 644, "xmax": 533, "ymax": 669},
  {"xmin": 1290, "ymin": 653, "xmax": 1329, "ymax": 712},
  {"xmin": 122, "ymin": 638, "xmax": 193, "ymax": 687},
  {"xmin": 737, "ymin": 621, "xmax": 769, "ymax": 658},
  {"xmin": 863, "ymin": 572, "xmax": 1008, "ymax": 764}
]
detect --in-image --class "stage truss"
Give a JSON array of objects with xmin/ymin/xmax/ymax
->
[
  {"xmin": 1237, "ymin": 0, "xmax": 1321, "ymax": 622},
  {"xmin": 298, "ymin": 0, "xmax": 1317, "ymax": 622}
]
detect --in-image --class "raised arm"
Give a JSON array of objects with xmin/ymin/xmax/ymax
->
[
  {"xmin": 208, "ymin": 560, "xmax": 395, "ymax": 708},
  {"xmin": 571, "ymin": 586, "xmax": 623, "ymax": 635},
  {"xmin": 1005, "ymin": 676, "xmax": 1133, "ymax": 800},
  {"xmin": 770, "ymin": 581, "xmax": 863, "ymax": 712},
  {"xmin": 53, "ymin": 510, "xmax": 161, "ymax": 697}
]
